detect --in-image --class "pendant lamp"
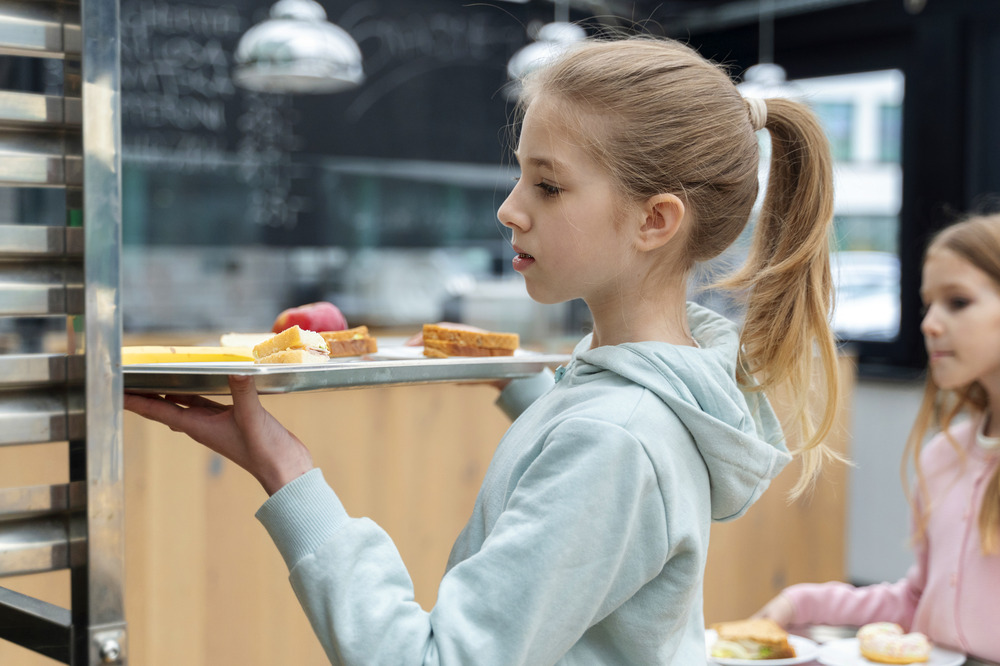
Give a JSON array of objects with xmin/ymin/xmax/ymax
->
[
  {"xmin": 506, "ymin": 0, "xmax": 585, "ymax": 94},
  {"xmin": 233, "ymin": 0, "xmax": 364, "ymax": 94},
  {"xmin": 737, "ymin": 0, "xmax": 799, "ymax": 99}
]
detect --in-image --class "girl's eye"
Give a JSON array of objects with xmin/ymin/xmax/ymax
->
[
  {"xmin": 947, "ymin": 297, "xmax": 970, "ymax": 311},
  {"xmin": 535, "ymin": 181, "xmax": 561, "ymax": 197}
]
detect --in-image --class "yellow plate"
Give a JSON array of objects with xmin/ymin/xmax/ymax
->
[{"xmin": 122, "ymin": 346, "xmax": 254, "ymax": 364}]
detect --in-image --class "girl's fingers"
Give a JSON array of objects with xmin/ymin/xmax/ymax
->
[
  {"xmin": 123, "ymin": 393, "xmax": 196, "ymax": 430},
  {"xmin": 228, "ymin": 375, "xmax": 263, "ymax": 415},
  {"xmin": 166, "ymin": 393, "xmax": 226, "ymax": 412}
]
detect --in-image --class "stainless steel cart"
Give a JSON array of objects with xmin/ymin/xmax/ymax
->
[{"xmin": 0, "ymin": 0, "xmax": 126, "ymax": 662}]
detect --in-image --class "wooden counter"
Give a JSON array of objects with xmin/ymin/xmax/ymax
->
[{"xmin": 0, "ymin": 357, "xmax": 854, "ymax": 665}]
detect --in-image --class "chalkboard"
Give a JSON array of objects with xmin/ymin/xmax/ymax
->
[{"xmin": 119, "ymin": 0, "xmax": 553, "ymax": 244}]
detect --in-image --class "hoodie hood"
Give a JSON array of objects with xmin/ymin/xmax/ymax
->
[{"xmin": 571, "ymin": 302, "xmax": 790, "ymax": 521}]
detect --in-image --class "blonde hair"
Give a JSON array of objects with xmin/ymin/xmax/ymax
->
[
  {"xmin": 905, "ymin": 212, "xmax": 1000, "ymax": 554},
  {"xmin": 517, "ymin": 37, "xmax": 840, "ymax": 498}
]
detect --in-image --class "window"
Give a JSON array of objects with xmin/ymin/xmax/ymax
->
[
  {"xmin": 797, "ymin": 70, "xmax": 905, "ymax": 342},
  {"xmin": 693, "ymin": 70, "xmax": 906, "ymax": 343},
  {"xmin": 812, "ymin": 102, "xmax": 854, "ymax": 161},
  {"xmin": 879, "ymin": 103, "xmax": 902, "ymax": 163}
]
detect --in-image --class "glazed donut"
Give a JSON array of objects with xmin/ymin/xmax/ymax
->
[{"xmin": 857, "ymin": 622, "xmax": 932, "ymax": 664}]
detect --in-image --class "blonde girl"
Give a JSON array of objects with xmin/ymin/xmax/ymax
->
[
  {"xmin": 125, "ymin": 36, "xmax": 840, "ymax": 664},
  {"xmin": 757, "ymin": 213, "xmax": 1000, "ymax": 663}
]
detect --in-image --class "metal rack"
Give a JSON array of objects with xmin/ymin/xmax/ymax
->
[{"xmin": 0, "ymin": 0, "xmax": 125, "ymax": 663}]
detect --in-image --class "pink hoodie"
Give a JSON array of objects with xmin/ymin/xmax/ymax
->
[{"xmin": 783, "ymin": 419, "xmax": 1000, "ymax": 662}]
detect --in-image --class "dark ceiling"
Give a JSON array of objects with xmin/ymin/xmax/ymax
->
[{"xmin": 565, "ymin": 0, "xmax": 895, "ymax": 35}]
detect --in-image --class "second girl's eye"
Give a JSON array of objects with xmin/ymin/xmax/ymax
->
[
  {"xmin": 535, "ymin": 181, "xmax": 561, "ymax": 197},
  {"xmin": 947, "ymin": 297, "xmax": 971, "ymax": 311}
]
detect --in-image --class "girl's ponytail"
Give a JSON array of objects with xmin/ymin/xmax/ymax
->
[{"xmin": 719, "ymin": 97, "xmax": 842, "ymax": 499}]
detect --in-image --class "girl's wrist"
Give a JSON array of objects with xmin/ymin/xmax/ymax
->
[{"xmin": 257, "ymin": 452, "xmax": 314, "ymax": 496}]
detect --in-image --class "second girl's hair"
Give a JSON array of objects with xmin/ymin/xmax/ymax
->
[
  {"xmin": 905, "ymin": 212, "xmax": 1000, "ymax": 554},
  {"xmin": 516, "ymin": 36, "xmax": 841, "ymax": 498}
]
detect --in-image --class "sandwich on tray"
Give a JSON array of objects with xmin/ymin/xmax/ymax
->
[
  {"xmin": 709, "ymin": 618, "xmax": 797, "ymax": 660},
  {"xmin": 252, "ymin": 325, "xmax": 330, "ymax": 364},
  {"xmin": 320, "ymin": 326, "xmax": 378, "ymax": 358},
  {"xmin": 421, "ymin": 324, "xmax": 519, "ymax": 358}
]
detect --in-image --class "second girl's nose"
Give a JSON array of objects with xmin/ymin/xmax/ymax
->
[{"xmin": 920, "ymin": 306, "xmax": 941, "ymax": 337}]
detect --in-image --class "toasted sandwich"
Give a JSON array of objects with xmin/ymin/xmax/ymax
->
[
  {"xmin": 421, "ymin": 324, "xmax": 518, "ymax": 358},
  {"xmin": 252, "ymin": 325, "xmax": 330, "ymax": 364},
  {"xmin": 320, "ymin": 326, "xmax": 378, "ymax": 358},
  {"xmin": 710, "ymin": 618, "xmax": 796, "ymax": 660}
]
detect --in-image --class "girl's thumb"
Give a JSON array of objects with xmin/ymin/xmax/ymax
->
[{"xmin": 228, "ymin": 375, "xmax": 259, "ymax": 404}]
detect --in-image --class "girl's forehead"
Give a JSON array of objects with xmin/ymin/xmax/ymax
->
[
  {"xmin": 924, "ymin": 248, "xmax": 966, "ymax": 277},
  {"xmin": 519, "ymin": 99, "xmax": 602, "ymax": 167},
  {"xmin": 923, "ymin": 248, "xmax": 994, "ymax": 290}
]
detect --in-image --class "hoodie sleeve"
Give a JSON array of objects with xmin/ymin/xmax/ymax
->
[
  {"xmin": 255, "ymin": 418, "xmax": 668, "ymax": 666},
  {"xmin": 782, "ymin": 493, "xmax": 927, "ymax": 629},
  {"xmin": 782, "ymin": 566, "xmax": 923, "ymax": 629},
  {"xmin": 494, "ymin": 368, "xmax": 554, "ymax": 421}
]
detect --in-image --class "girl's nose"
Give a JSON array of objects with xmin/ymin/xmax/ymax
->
[
  {"xmin": 920, "ymin": 306, "xmax": 941, "ymax": 337},
  {"xmin": 498, "ymin": 184, "xmax": 529, "ymax": 232}
]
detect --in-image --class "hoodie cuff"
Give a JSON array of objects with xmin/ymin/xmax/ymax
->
[
  {"xmin": 255, "ymin": 468, "xmax": 350, "ymax": 570},
  {"xmin": 495, "ymin": 367, "xmax": 554, "ymax": 420}
]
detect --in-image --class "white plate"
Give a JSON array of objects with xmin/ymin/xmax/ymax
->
[
  {"xmin": 817, "ymin": 637, "xmax": 965, "ymax": 666},
  {"xmin": 365, "ymin": 345, "xmax": 427, "ymax": 360},
  {"xmin": 706, "ymin": 629, "xmax": 821, "ymax": 665}
]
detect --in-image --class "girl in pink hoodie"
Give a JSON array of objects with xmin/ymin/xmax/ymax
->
[{"xmin": 757, "ymin": 213, "xmax": 1000, "ymax": 663}]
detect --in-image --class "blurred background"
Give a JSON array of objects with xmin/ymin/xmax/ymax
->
[{"xmin": 2, "ymin": 0, "xmax": 999, "ymax": 662}]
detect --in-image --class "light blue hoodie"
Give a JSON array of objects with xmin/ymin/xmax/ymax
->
[{"xmin": 256, "ymin": 303, "xmax": 789, "ymax": 665}]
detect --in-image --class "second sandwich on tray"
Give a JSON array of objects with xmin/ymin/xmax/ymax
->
[
  {"xmin": 421, "ymin": 324, "xmax": 519, "ymax": 358},
  {"xmin": 320, "ymin": 326, "xmax": 378, "ymax": 358}
]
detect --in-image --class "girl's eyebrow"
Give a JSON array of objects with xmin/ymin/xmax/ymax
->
[{"xmin": 513, "ymin": 152, "xmax": 566, "ymax": 173}]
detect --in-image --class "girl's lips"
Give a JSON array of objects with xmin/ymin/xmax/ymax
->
[
  {"xmin": 928, "ymin": 351, "xmax": 953, "ymax": 362},
  {"xmin": 512, "ymin": 252, "xmax": 535, "ymax": 272}
]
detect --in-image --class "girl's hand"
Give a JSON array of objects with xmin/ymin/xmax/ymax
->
[
  {"xmin": 123, "ymin": 375, "xmax": 313, "ymax": 496},
  {"xmin": 752, "ymin": 594, "xmax": 795, "ymax": 627}
]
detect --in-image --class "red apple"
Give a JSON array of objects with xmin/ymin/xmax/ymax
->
[{"xmin": 272, "ymin": 301, "xmax": 347, "ymax": 334}]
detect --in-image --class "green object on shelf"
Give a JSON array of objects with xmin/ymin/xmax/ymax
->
[{"xmin": 67, "ymin": 209, "xmax": 83, "ymax": 227}]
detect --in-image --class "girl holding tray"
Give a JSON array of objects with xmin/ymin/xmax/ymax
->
[{"xmin": 126, "ymin": 35, "xmax": 841, "ymax": 664}]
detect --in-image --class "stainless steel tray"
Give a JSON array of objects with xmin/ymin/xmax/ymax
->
[{"xmin": 123, "ymin": 351, "xmax": 570, "ymax": 395}]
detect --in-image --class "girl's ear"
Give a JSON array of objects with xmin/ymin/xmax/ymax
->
[{"xmin": 636, "ymin": 193, "xmax": 686, "ymax": 252}]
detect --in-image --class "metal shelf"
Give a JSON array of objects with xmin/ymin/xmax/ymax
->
[
  {"xmin": 0, "ymin": 90, "xmax": 82, "ymax": 128},
  {"xmin": 0, "ymin": 0, "xmax": 80, "ymax": 59},
  {"xmin": 0, "ymin": 128, "xmax": 83, "ymax": 187},
  {"xmin": 0, "ymin": 0, "xmax": 124, "ymax": 660}
]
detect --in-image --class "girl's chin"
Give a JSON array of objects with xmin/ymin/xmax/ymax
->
[
  {"xmin": 931, "ymin": 372, "xmax": 967, "ymax": 392},
  {"xmin": 523, "ymin": 285, "xmax": 571, "ymax": 306}
]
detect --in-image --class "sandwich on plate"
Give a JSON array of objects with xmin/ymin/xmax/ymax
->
[
  {"xmin": 709, "ymin": 618, "xmax": 797, "ymax": 660},
  {"xmin": 252, "ymin": 325, "xmax": 330, "ymax": 364}
]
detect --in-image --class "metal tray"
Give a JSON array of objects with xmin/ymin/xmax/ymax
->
[{"xmin": 123, "ymin": 350, "xmax": 570, "ymax": 395}]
